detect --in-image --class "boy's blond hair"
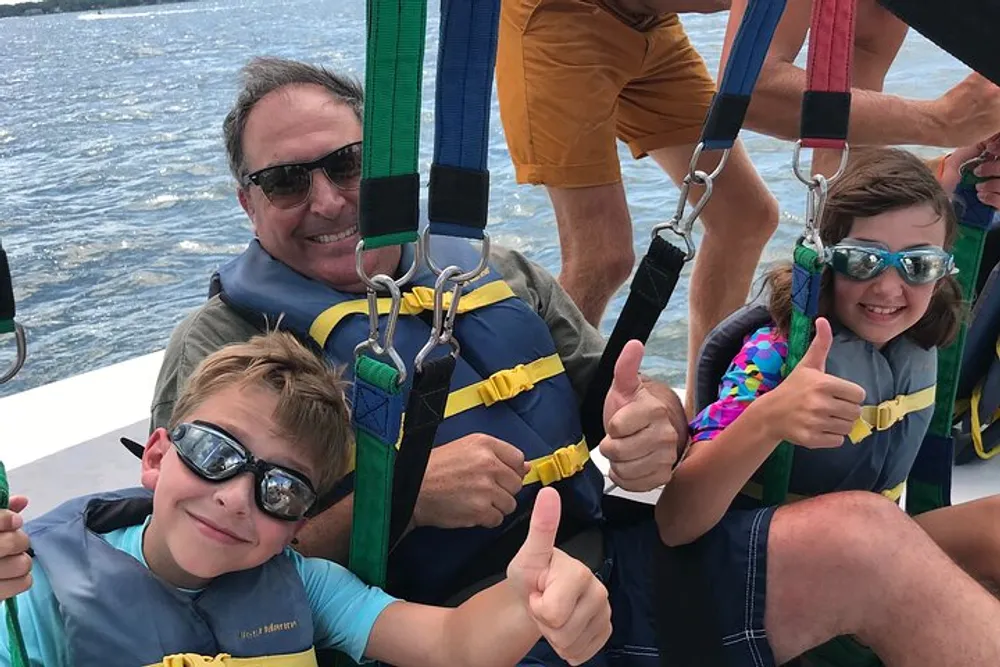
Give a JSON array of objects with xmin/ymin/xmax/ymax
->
[{"xmin": 170, "ymin": 331, "xmax": 353, "ymax": 494}]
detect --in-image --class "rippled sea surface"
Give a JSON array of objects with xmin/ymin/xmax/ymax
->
[{"xmin": 0, "ymin": 0, "xmax": 974, "ymax": 396}]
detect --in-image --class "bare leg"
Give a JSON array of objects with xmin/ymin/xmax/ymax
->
[
  {"xmin": 915, "ymin": 494, "xmax": 1000, "ymax": 594},
  {"xmin": 546, "ymin": 182, "xmax": 635, "ymax": 327},
  {"xmin": 765, "ymin": 491, "xmax": 1000, "ymax": 665},
  {"xmin": 649, "ymin": 140, "xmax": 779, "ymax": 415}
]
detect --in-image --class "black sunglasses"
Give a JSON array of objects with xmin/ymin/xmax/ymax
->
[
  {"xmin": 242, "ymin": 141, "xmax": 362, "ymax": 209},
  {"xmin": 170, "ymin": 420, "xmax": 328, "ymax": 522}
]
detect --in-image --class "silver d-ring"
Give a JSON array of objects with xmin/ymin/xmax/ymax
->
[
  {"xmin": 0, "ymin": 322, "xmax": 26, "ymax": 385},
  {"xmin": 792, "ymin": 140, "xmax": 850, "ymax": 187},
  {"xmin": 355, "ymin": 237, "xmax": 423, "ymax": 292},
  {"xmin": 421, "ymin": 228, "xmax": 490, "ymax": 283},
  {"xmin": 687, "ymin": 142, "xmax": 731, "ymax": 182}
]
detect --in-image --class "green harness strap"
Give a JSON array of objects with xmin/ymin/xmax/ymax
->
[
  {"xmin": 348, "ymin": 356, "xmax": 403, "ymax": 589},
  {"xmin": 905, "ymin": 168, "xmax": 993, "ymax": 515},
  {"xmin": 349, "ymin": 0, "xmax": 427, "ymax": 588},
  {"xmin": 0, "ymin": 463, "xmax": 28, "ymax": 667},
  {"xmin": 760, "ymin": 243, "xmax": 822, "ymax": 506},
  {"xmin": 360, "ymin": 0, "xmax": 426, "ymax": 250}
]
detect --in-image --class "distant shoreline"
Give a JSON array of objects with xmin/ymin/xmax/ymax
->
[{"xmin": 0, "ymin": 0, "xmax": 197, "ymax": 19}]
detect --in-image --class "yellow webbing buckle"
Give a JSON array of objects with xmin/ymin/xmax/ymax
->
[
  {"xmin": 478, "ymin": 363, "xmax": 536, "ymax": 406},
  {"xmin": 523, "ymin": 440, "xmax": 590, "ymax": 486}
]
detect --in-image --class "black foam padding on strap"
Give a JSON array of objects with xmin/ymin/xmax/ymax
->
[
  {"xmin": 359, "ymin": 174, "xmax": 421, "ymax": 239},
  {"xmin": 389, "ymin": 354, "xmax": 456, "ymax": 547},
  {"xmin": 700, "ymin": 92, "xmax": 752, "ymax": 145},
  {"xmin": 879, "ymin": 0, "xmax": 1000, "ymax": 88},
  {"xmin": 428, "ymin": 164, "xmax": 490, "ymax": 230},
  {"xmin": 580, "ymin": 236, "xmax": 686, "ymax": 448},
  {"xmin": 800, "ymin": 90, "xmax": 852, "ymax": 142},
  {"xmin": 0, "ymin": 246, "xmax": 14, "ymax": 321}
]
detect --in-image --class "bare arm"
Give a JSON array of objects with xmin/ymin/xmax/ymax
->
[
  {"xmin": 366, "ymin": 582, "xmax": 539, "ymax": 667},
  {"xmin": 365, "ymin": 489, "xmax": 610, "ymax": 666},
  {"xmin": 720, "ymin": 0, "xmax": 986, "ymax": 147},
  {"xmin": 655, "ymin": 398, "xmax": 780, "ymax": 546},
  {"xmin": 655, "ymin": 319, "xmax": 862, "ymax": 546}
]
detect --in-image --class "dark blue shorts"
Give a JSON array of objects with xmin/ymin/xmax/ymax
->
[
  {"xmin": 519, "ymin": 516, "xmax": 662, "ymax": 667},
  {"xmin": 655, "ymin": 506, "xmax": 778, "ymax": 667}
]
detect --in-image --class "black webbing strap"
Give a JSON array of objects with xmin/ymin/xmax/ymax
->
[
  {"xmin": 0, "ymin": 243, "xmax": 14, "ymax": 330},
  {"xmin": 580, "ymin": 236, "xmax": 687, "ymax": 446},
  {"xmin": 388, "ymin": 354, "xmax": 456, "ymax": 546},
  {"xmin": 878, "ymin": 0, "xmax": 1000, "ymax": 88}
]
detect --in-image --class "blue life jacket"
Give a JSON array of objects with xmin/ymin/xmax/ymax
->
[
  {"xmin": 214, "ymin": 238, "xmax": 605, "ymax": 603},
  {"xmin": 26, "ymin": 487, "xmax": 317, "ymax": 666}
]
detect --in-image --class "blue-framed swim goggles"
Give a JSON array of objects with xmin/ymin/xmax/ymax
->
[
  {"xmin": 826, "ymin": 240, "xmax": 956, "ymax": 286},
  {"xmin": 170, "ymin": 421, "xmax": 324, "ymax": 522}
]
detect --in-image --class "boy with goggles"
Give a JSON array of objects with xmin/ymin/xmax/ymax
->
[{"xmin": 0, "ymin": 332, "xmax": 612, "ymax": 667}]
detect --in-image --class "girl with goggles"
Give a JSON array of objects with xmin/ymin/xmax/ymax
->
[{"xmin": 655, "ymin": 147, "xmax": 1000, "ymax": 667}]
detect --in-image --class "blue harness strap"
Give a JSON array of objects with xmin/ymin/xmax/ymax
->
[
  {"xmin": 700, "ymin": 0, "xmax": 788, "ymax": 151},
  {"xmin": 580, "ymin": 0, "xmax": 787, "ymax": 446},
  {"xmin": 427, "ymin": 0, "xmax": 499, "ymax": 240}
]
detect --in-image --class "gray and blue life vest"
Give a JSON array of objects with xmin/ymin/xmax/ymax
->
[
  {"xmin": 697, "ymin": 305, "xmax": 938, "ymax": 503},
  {"xmin": 214, "ymin": 238, "xmax": 605, "ymax": 603},
  {"xmin": 25, "ymin": 487, "xmax": 316, "ymax": 667}
]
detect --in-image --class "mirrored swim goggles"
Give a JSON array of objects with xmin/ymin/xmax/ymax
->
[
  {"xmin": 242, "ymin": 141, "xmax": 362, "ymax": 209},
  {"xmin": 170, "ymin": 421, "xmax": 326, "ymax": 522},
  {"xmin": 825, "ymin": 241, "xmax": 956, "ymax": 286}
]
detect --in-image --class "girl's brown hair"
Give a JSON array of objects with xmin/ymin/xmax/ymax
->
[{"xmin": 764, "ymin": 147, "xmax": 963, "ymax": 349}]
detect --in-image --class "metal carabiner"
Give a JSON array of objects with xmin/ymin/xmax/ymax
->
[
  {"xmin": 0, "ymin": 322, "xmax": 26, "ymax": 385},
  {"xmin": 649, "ymin": 142, "xmax": 729, "ymax": 262},
  {"xmin": 354, "ymin": 274, "xmax": 408, "ymax": 385},
  {"xmin": 413, "ymin": 265, "xmax": 464, "ymax": 372},
  {"xmin": 421, "ymin": 228, "xmax": 491, "ymax": 284},
  {"xmin": 801, "ymin": 174, "xmax": 830, "ymax": 257},
  {"xmin": 651, "ymin": 170, "xmax": 714, "ymax": 261}
]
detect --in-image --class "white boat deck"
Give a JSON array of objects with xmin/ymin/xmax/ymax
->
[{"xmin": 1, "ymin": 351, "xmax": 997, "ymax": 520}]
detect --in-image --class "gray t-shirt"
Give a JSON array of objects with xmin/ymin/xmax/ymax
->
[{"xmin": 150, "ymin": 245, "xmax": 605, "ymax": 431}]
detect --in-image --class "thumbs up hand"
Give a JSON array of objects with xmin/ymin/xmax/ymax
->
[
  {"xmin": 0, "ymin": 495, "xmax": 32, "ymax": 602},
  {"xmin": 600, "ymin": 340, "xmax": 679, "ymax": 492},
  {"xmin": 764, "ymin": 318, "xmax": 866, "ymax": 449},
  {"xmin": 507, "ymin": 488, "xmax": 612, "ymax": 665}
]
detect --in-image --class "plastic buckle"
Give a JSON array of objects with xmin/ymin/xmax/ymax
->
[
  {"xmin": 553, "ymin": 447, "xmax": 582, "ymax": 479},
  {"xmin": 876, "ymin": 399, "xmax": 902, "ymax": 430}
]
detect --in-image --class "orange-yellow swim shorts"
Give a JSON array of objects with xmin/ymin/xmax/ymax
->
[{"xmin": 496, "ymin": 0, "xmax": 718, "ymax": 187}]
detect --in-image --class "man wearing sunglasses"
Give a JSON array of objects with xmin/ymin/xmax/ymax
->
[{"xmin": 153, "ymin": 57, "xmax": 1000, "ymax": 666}]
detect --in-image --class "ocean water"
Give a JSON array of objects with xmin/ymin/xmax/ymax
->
[{"xmin": 0, "ymin": 0, "xmax": 973, "ymax": 397}]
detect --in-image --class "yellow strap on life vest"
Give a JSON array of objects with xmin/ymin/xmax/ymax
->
[
  {"xmin": 308, "ymin": 279, "xmax": 516, "ymax": 347},
  {"xmin": 970, "ymin": 338, "xmax": 1000, "ymax": 459},
  {"xmin": 847, "ymin": 385, "xmax": 937, "ymax": 444},
  {"xmin": 740, "ymin": 480, "xmax": 906, "ymax": 504},
  {"xmin": 150, "ymin": 647, "xmax": 319, "ymax": 667},
  {"xmin": 522, "ymin": 438, "xmax": 591, "ymax": 486},
  {"xmin": 444, "ymin": 354, "xmax": 565, "ymax": 417},
  {"xmin": 341, "ymin": 353, "xmax": 569, "ymax": 476}
]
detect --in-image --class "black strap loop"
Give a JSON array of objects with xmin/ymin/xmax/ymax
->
[{"xmin": 580, "ymin": 236, "xmax": 687, "ymax": 447}]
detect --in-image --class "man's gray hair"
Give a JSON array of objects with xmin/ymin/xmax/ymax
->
[{"xmin": 223, "ymin": 56, "xmax": 364, "ymax": 182}]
